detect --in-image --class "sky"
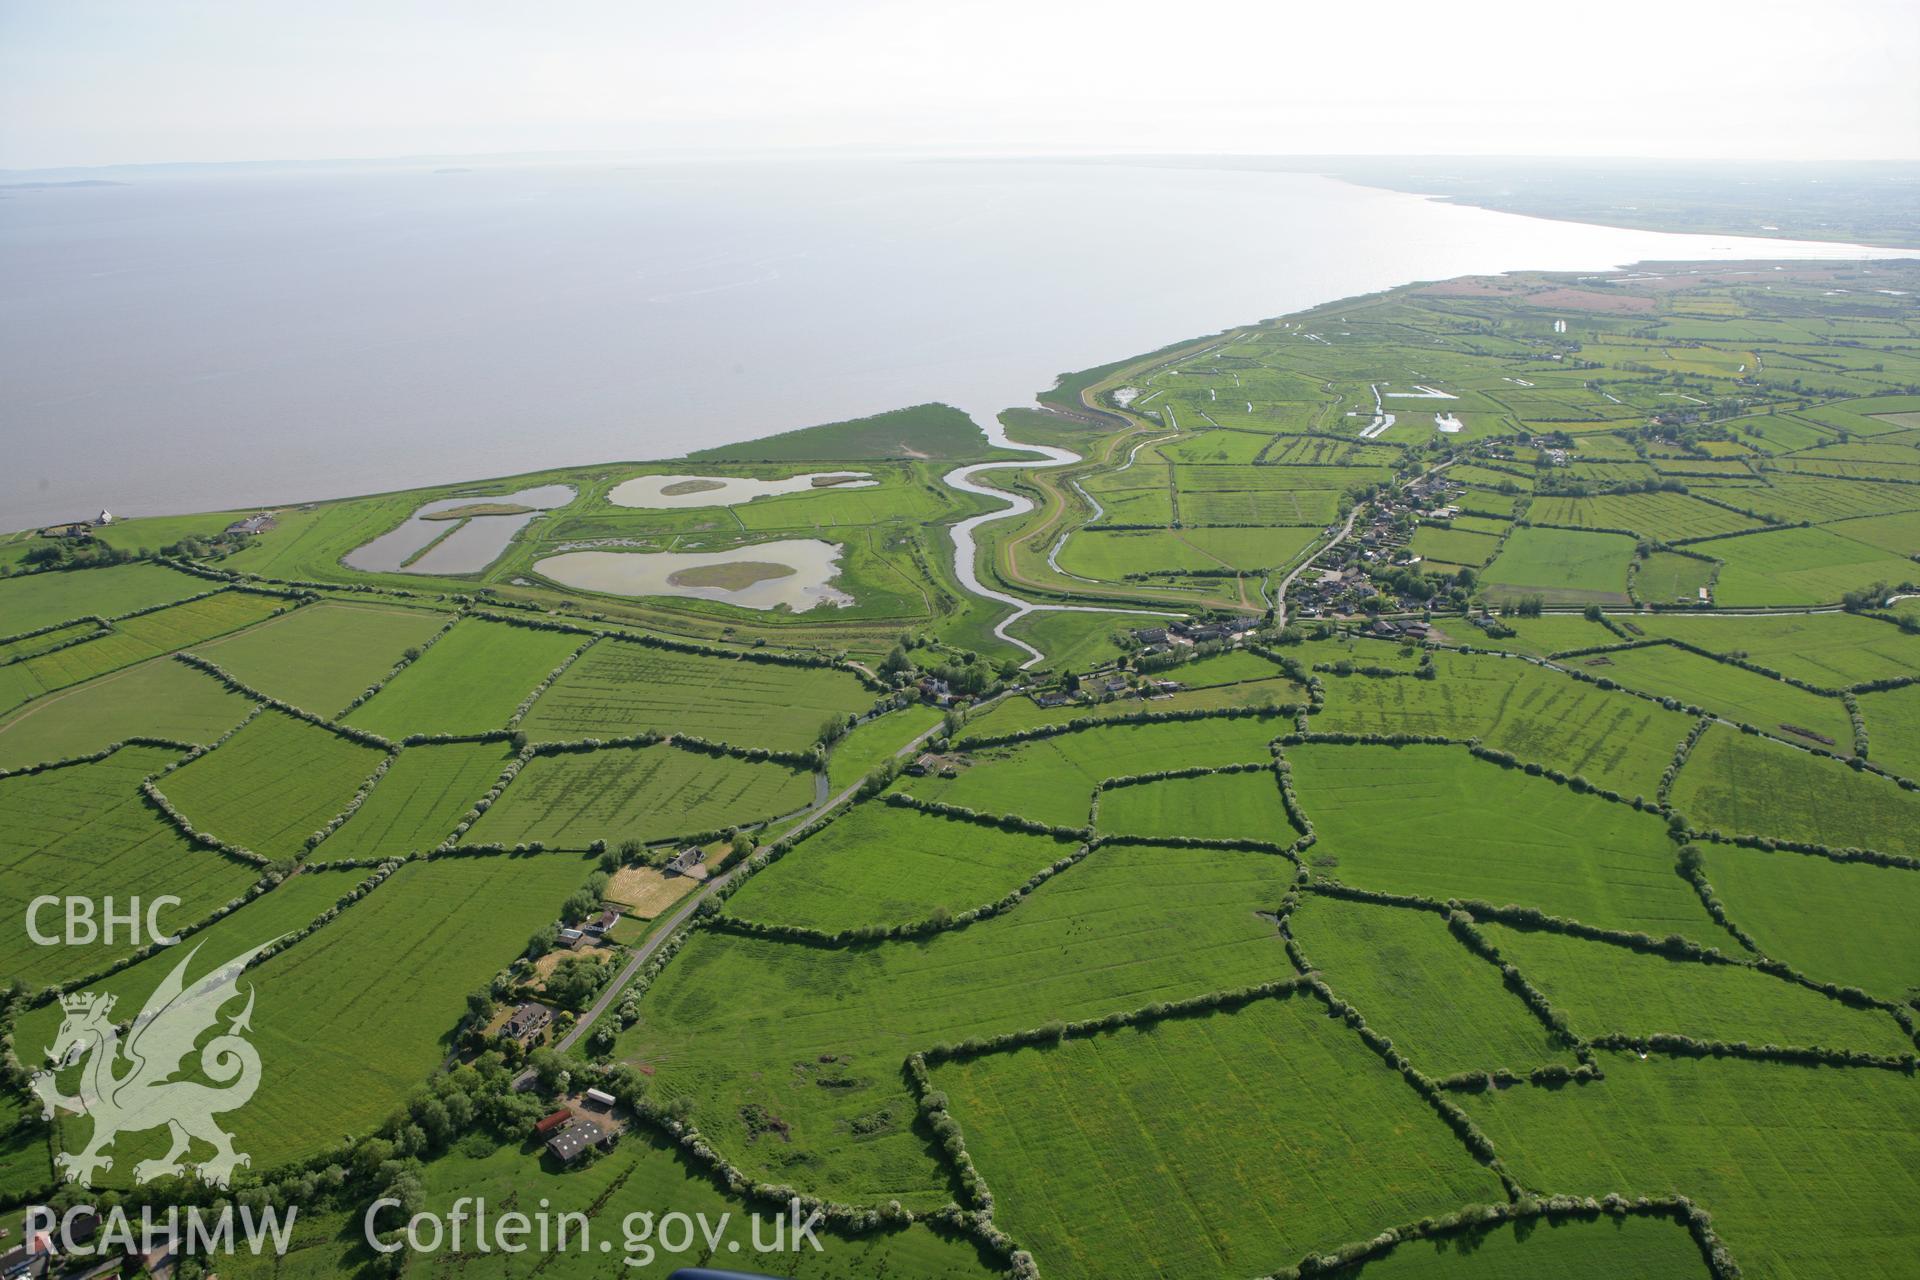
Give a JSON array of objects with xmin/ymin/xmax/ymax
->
[{"xmin": 2, "ymin": 0, "xmax": 1917, "ymax": 170}]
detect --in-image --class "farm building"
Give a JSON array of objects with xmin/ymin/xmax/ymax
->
[
  {"xmin": 557, "ymin": 927, "xmax": 586, "ymax": 950},
  {"xmin": 546, "ymin": 1118, "xmax": 613, "ymax": 1164},
  {"xmin": 583, "ymin": 1086, "xmax": 617, "ymax": 1108},
  {"xmin": 534, "ymin": 1108, "xmax": 572, "ymax": 1136},
  {"xmin": 1132, "ymin": 626, "xmax": 1168, "ymax": 646},
  {"xmin": 665, "ymin": 846, "xmax": 705, "ymax": 876},
  {"xmin": 225, "ymin": 512, "xmax": 278, "ymax": 536}
]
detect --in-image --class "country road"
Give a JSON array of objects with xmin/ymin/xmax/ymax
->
[{"xmin": 554, "ymin": 706, "xmax": 967, "ymax": 1054}]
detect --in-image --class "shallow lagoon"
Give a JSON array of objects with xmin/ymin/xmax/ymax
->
[
  {"xmin": 534, "ymin": 539, "xmax": 852, "ymax": 610},
  {"xmin": 607, "ymin": 472, "xmax": 874, "ymax": 509},
  {"xmin": 343, "ymin": 483, "xmax": 576, "ymax": 574}
]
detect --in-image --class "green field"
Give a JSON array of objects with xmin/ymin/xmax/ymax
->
[
  {"xmin": 193, "ymin": 600, "xmax": 449, "ymax": 716},
  {"xmin": 618, "ymin": 842, "xmax": 1294, "ymax": 1206},
  {"xmin": 1477, "ymin": 921, "xmax": 1911, "ymax": 1053},
  {"xmin": 466, "ymin": 741, "xmax": 815, "ymax": 848},
  {"xmin": 1479, "ymin": 528, "xmax": 1636, "ymax": 605},
  {"xmin": 41, "ymin": 852, "xmax": 600, "ymax": 1173},
  {"xmin": 1701, "ymin": 844, "xmax": 1920, "ymax": 1004},
  {"xmin": 1336, "ymin": 1213, "xmax": 1710, "ymax": 1279},
  {"xmin": 956, "ymin": 672, "xmax": 1298, "ymax": 743},
  {"xmin": 161, "ymin": 709, "xmax": 388, "ymax": 858},
  {"xmin": 722, "ymin": 802, "xmax": 1081, "ymax": 931},
  {"xmin": 318, "ymin": 740, "xmax": 518, "ymax": 858},
  {"xmin": 345, "ymin": 619, "xmax": 583, "ymax": 739},
  {"xmin": 1709, "ymin": 526, "xmax": 1918, "ymax": 606},
  {"xmin": 518, "ymin": 637, "xmax": 873, "ymax": 751},
  {"xmin": 0, "ymin": 744, "xmax": 261, "ymax": 986},
  {"xmin": 1577, "ymin": 642, "xmax": 1855, "ymax": 748},
  {"xmin": 1669, "ymin": 724, "xmax": 1920, "ymax": 855},
  {"xmin": 1462, "ymin": 1053, "xmax": 1920, "ymax": 1280},
  {"xmin": 907, "ymin": 714, "xmax": 1286, "ymax": 827},
  {"xmin": 409, "ymin": 1131, "xmax": 993, "ymax": 1279},
  {"xmin": 1291, "ymin": 893, "xmax": 1572, "ymax": 1076},
  {"xmin": 0, "ymin": 590, "xmax": 292, "ymax": 709},
  {"xmin": 1859, "ymin": 681, "xmax": 1920, "ymax": 779},
  {"xmin": 1530, "ymin": 491, "xmax": 1763, "ymax": 541},
  {"xmin": 1286, "ymin": 743, "xmax": 1707, "ymax": 934},
  {"xmin": 0, "ymin": 561, "xmax": 208, "ymax": 632},
  {"xmin": 1095, "ymin": 768, "xmax": 1292, "ymax": 842},
  {"xmin": 1312, "ymin": 653, "xmax": 1694, "ymax": 797},
  {"xmin": 1635, "ymin": 551, "xmax": 1717, "ymax": 604},
  {"xmin": 0, "ymin": 656, "xmax": 252, "ymax": 769},
  {"xmin": 934, "ymin": 993, "xmax": 1503, "ymax": 1280},
  {"xmin": 824, "ymin": 702, "xmax": 943, "ymax": 789},
  {"xmin": 1628, "ymin": 611, "xmax": 1920, "ymax": 688}
]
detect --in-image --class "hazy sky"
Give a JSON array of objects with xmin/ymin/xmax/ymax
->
[{"xmin": 3, "ymin": 0, "xmax": 1917, "ymax": 169}]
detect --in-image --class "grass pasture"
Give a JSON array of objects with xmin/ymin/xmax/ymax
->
[
  {"xmin": 1410, "ymin": 524, "xmax": 1502, "ymax": 567},
  {"xmin": 1312, "ymin": 655, "xmax": 1693, "ymax": 797},
  {"xmin": 0, "ymin": 657, "xmax": 252, "ymax": 770},
  {"xmin": 0, "ymin": 745, "xmax": 259, "ymax": 985},
  {"xmin": 518, "ymin": 636, "xmax": 872, "ymax": 751},
  {"xmin": 0, "ymin": 590, "xmax": 292, "ymax": 708},
  {"xmin": 956, "ymin": 674, "xmax": 1298, "ymax": 744},
  {"xmin": 0, "ymin": 562, "xmax": 207, "ymax": 632},
  {"xmin": 130, "ymin": 852, "xmax": 592, "ymax": 1171},
  {"xmin": 1095, "ymin": 768, "xmax": 1293, "ymax": 843},
  {"xmin": 933, "ymin": 993, "xmax": 1503, "ymax": 1280},
  {"xmin": 193, "ymin": 600, "xmax": 448, "ymax": 716},
  {"xmin": 161, "ymin": 710, "xmax": 387, "ymax": 859},
  {"xmin": 1627, "ymin": 612, "xmax": 1920, "ymax": 689},
  {"xmin": 1477, "ymin": 922, "xmax": 1911, "ymax": 1054},
  {"xmin": 1701, "ymin": 845, "xmax": 1920, "ymax": 1005},
  {"xmin": 1336, "ymin": 1213, "xmax": 1710, "ymax": 1279},
  {"xmin": 1670, "ymin": 725, "xmax": 1920, "ymax": 856},
  {"xmin": 825, "ymin": 703, "xmax": 943, "ymax": 790},
  {"xmin": 345, "ymin": 619, "xmax": 583, "ymax": 739},
  {"xmin": 319, "ymin": 740, "xmax": 517, "ymax": 858},
  {"xmin": 1580, "ymin": 642, "xmax": 1854, "ymax": 748},
  {"xmin": 907, "ymin": 714, "xmax": 1286, "ymax": 828},
  {"xmin": 1708, "ymin": 526, "xmax": 1917, "ymax": 607},
  {"xmin": 1529, "ymin": 491, "xmax": 1762, "ymax": 541},
  {"xmin": 722, "ymin": 802, "xmax": 1081, "ymax": 931},
  {"xmin": 1859, "ymin": 681, "xmax": 1920, "ymax": 780},
  {"xmin": 466, "ymin": 741, "xmax": 814, "ymax": 848},
  {"xmin": 1462, "ymin": 1053, "xmax": 1920, "ymax": 1280},
  {"xmin": 1636, "ymin": 551, "xmax": 1717, "ymax": 604},
  {"xmin": 1285, "ymin": 743, "xmax": 1707, "ymax": 935},
  {"xmin": 1479, "ymin": 527, "xmax": 1635, "ymax": 605},
  {"xmin": 1291, "ymin": 893, "xmax": 1572, "ymax": 1077},
  {"xmin": 619, "ymin": 842, "xmax": 1295, "ymax": 1207}
]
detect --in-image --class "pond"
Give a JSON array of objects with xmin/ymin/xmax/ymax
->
[
  {"xmin": 343, "ymin": 484, "xmax": 576, "ymax": 574},
  {"xmin": 606, "ymin": 472, "xmax": 874, "ymax": 509},
  {"xmin": 533, "ymin": 539, "xmax": 853, "ymax": 611}
]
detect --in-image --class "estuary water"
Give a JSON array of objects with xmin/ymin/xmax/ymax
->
[{"xmin": 1, "ymin": 156, "xmax": 1910, "ymax": 529}]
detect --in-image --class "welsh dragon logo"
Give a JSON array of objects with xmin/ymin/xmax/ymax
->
[{"xmin": 29, "ymin": 939, "xmax": 276, "ymax": 1188}]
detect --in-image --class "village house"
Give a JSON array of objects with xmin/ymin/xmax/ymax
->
[
  {"xmin": 582, "ymin": 907, "xmax": 620, "ymax": 939},
  {"xmin": 665, "ymin": 846, "xmax": 706, "ymax": 876},
  {"xmin": 503, "ymin": 1001, "xmax": 552, "ymax": 1045}
]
